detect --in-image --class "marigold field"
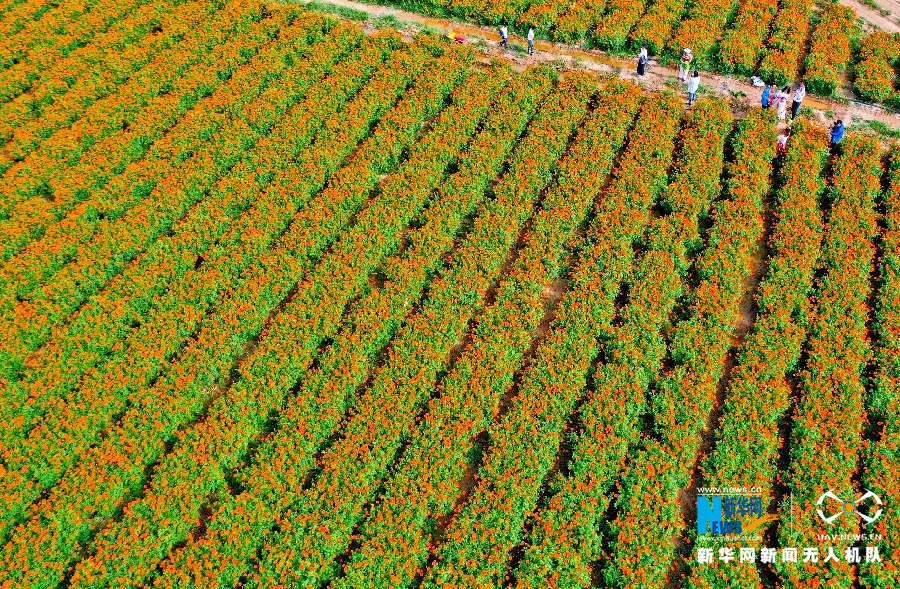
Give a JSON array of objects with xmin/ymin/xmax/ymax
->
[{"xmin": 0, "ymin": 0, "xmax": 897, "ymax": 588}]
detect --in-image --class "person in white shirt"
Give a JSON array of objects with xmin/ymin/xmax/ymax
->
[
  {"xmin": 776, "ymin": 86, "xmax": 789, "ymax": 121},
  {"xmin": 527, "ymin": 27, "xmax": 535, "ymax": 55},
  {"xmin": 500, "ymin": 25, "xmax": 508, "ymax": 49},
  {"xmin": 637, "ymin": 46, "xmax": 648, "ymax": 76},
  {"xmin": 687, "ymin": 71, "xmax": 700, "ymax": 106},
  {"xmin": 791, "ymin": 81, "xmax": 805, "ymax": 120}
]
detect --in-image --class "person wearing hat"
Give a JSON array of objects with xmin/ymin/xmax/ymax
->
[{"xmin": 679, "ymin": 48, "xmax": 693, "ymax": 82}]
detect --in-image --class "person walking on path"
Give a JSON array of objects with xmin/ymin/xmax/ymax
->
[
  {"xmin": 499, "ymin": 25, "xmax": 508, "ymax": 49},
  {"xmin": 527, "ymin": 27, "xmax": 535, "ymax": 55},
  {"xmin": 791, "ymin": 81, "xmax": 805, "ymax": 120},
  {"xmin": 761, "ymin": 84, "xmax": 771, "ymax": 109},
  {"xmin": 687, "ymin": 71, "xmax": 700, "ymax": 106},
  {"xmin": 637, "ymin": 46, "xmax": 648, "ymax": 76},
  {"xmin": 830, "ymin": 120, "xmax": 845, "ymax": 148},
  {"xmin": 679, "ymin": 48, "xmax": 692, "ymax": 81},
  {"xmin": 776, "ymin": 87, "xmax": 789, "ymax": 121}
]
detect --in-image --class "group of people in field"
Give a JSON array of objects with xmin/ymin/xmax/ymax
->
[
  {"xmin": 637, "ymin": 47, "xmax": 700, "ymax": 106},
  {"xmin": 493, "ymin": 28, "xmax": 847, "ymax": 153}
]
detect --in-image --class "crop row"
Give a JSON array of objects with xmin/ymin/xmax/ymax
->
[
  {"xmin": 0, "ymin": 0, "xmax": 148, "ymax": 103},
  {"xmin": 510, "ymin": 98, "xmax": 733, "ymax": 589},
  {"xmin": 803, "ymin": 4, "xmax": 858, "ymax": 96},
  {"xmin": 245, "ymin": 73, "xmax": 594, "ymax": 589},
  {"xmin": 861, "ymin": 148, "xmax": 900, "ymax": 589},
  {"xmin": 685, "ymin": 117, "xmax": 828, "ymax": 588},
  {"xmin": 602, "ymin": 107, "xmax": 776, "ymax": 589},
  {"xmin": 0, "ymin": 33, "xmax": 435, "ymax": 537},
  {"xmin": 757, "ymin": 0, "xmax": 813, "ymax": 86},
  {"xmin": 628, "ymin": 0, "xmax": 685, "ymax": 55},
  {"xmin": 665, "ymin": 0, "xmax": 737, "ymax": 69},
  {"xmin": 0, "ymin": 8, "xmax": 336, "ymax": 382},
  {"xmin": 776, "ymin": 134, "xmax": 883, "ymax": 588},
  {"xmin": 149, "ymin": 63, "xmax": 556, "ymax": 589},
  {"xmin": 0, "ymin": 0, "xmax": 215, "ymax": 168},
  {"xmin": 332, "ymin": 80, "xmax": 643, "ymax": 589},
  {"xmin": 854, "ymin": 32, "xmax": 900, "ymax": 108},
  {"xmin": 715, "ymin": 0, "xmax": 778, "ymax": 75},
  {"xmin": 0, "ymin": 15, "xmax": 359, "ymax": 461},
  {"xmin": 0, "ymin": 0, "xmax": 284, "ymax": 258},
  {"xmin": 0, "ymin": 0, "xmax": 147, "ymax": 83},
  {"xmin": 0, "ymin": 42, "xmax": 471, "ymax": 588},
  {"xmin": 64, "ymin": 52, "xmax": 487, "ymax": 589},
  {"xmin": 419, "ymin": 91, "xmax": 683, "ymax": 589},
  {"xmin": 0, "ymin": 0, "xmax": 55, "ymax": 38}
]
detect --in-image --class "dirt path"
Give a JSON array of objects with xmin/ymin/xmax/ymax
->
[
  {"xmin": 840, "ymin": 0, "xmax": 900, "ymax": 33},
  {"xmin": 284, "ymin": 0, "xmax": 899, "ymax": 130}
]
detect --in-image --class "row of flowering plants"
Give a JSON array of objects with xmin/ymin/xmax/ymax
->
[
  {"xmin": 0, "ymin": 17, "xmax": 365, "ymax": 463},
  {"xmin": 150, "ymin": 65, "xmax": 557, "ymax": 589},
  {"xmin": 757, "ymin": 0, "xmax": 813, "ymax": 86},
  {"xmin": 0, "ymin": 0, "xmax": 56, "ymax": 39},
  {"xmin": 593, "ymin": 0, "xmax": 650, "ymax": 51},
  {"xmin": 0, "ymin": 37, "xmax": 441, "ymax": 547},
  {"xmin": 0, "ymin": 0, "xmax": 216, "ymax": 176},
  {"xmin": 603, "ymin": 107, "xmax": 776, "ymax": 589},
  {"xmin": 0, "ymin": 42, "xmax": 472, "ymax": 589},
  {"xmin": 776, "ymin": 133, "xmax": 883, "ymax": 589},
  {"xmin": 714, "ymin": 0, "xmax": 778, "ymax": 75},
  {"xmin": 553, "ymin": 0, "xmax": 608, "ymax": 44},
  {"xmin": 803, "ymin": 4, "xmax": 858, "ymax": 96},
  {"xmin": 684, "ymin": 117, "xmax": 828, "ymax": 589},
  {"xmin": 246, "ymin": 74, "xmax": 594, "ymax": 589},
  {"xmin": 664, "ymin": 0, "xmax": 739, "ymax": 69},
  {"xmin": 418, "ymin": 91, "xmax": 683, "ymax": 589},
  {"xmin": 0, "ymin": 0, "xmax": 147, "ymax": 91},
  {"xmin": 0, "ymin": 0, "xmax": 286, "ymax": 259},
  {"xmin": 330, "ymin": 80, "xmax": 641, "ymax": 589},
  {"xmin": 854, "ymin": 31, "xmax": 900, "ymax": 107},
  {"xmin": 0, "ymin": 10, "xmax": 344, "ymax": 380},
  {"xmin": 861, "ymin": 147, "xmax": 900, "ymax": 588},
  {"xmin": 511, "ymin": 98, "xmax": 732, "ymax": 589},
  {"xmin": 628, "ymin": 0, "xmax": 686, "ymax": 55},
  {"xmin": 63, "ymin": 54, "xmax": 486, "ymax": 589}
]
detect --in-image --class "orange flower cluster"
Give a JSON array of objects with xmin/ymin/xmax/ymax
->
[
  {"xmin": 421, "ymin": 91, "xmax": 684, "ymax": 589},
  {"xmin": 334, "ymin": 80, "xmax": 642, "ymax": 589},
  {"xmin": 686, "ymin": 117, "xmax": 828, "ymax": 589},
  {"xmin": 0, "ymin": 20, "xmax": 374, "ymax": 483},
  {"xmin": 0, "ymin": 36, "xmax": 461, "ymax": 588},
  {"xmin": 512, "ymin": 98, "xmax": 733, "ymax": 589},
  {"xmin": 0, "ymin": 0, "xmax": 286, "ymax": 265},
  {"xmin": 594, "ymin": 0, "xmax": 650, "ymax": 51},
  {"xmin": 150, "ymin": 64, "xmax": 557, "ymax": 589},
  {"xmin": 861, "ymin": 148, "xmax": 900, "ymax": 588},
  {"xmin": 716, "ymin": 0, "xmax": 778, "ymax": 75},
  {"xmin": 0, "ymin": 11, "xmax": 342, "ymax": 385},
  {"xmin": 0, "ymin": 0, "xmax": 214, "ymax": 167},
  {"xmin": 776, "ymin": 134, "xmax": 883, "ymax": 589},
  {"xmin": 757, "ymin": 0, "xmax": 813, "ymax": 86},
  {"xmin": 64, "ymin": 50, "xmax": 483, "ymax": 589},
  {"xmin": 603, "ymin": 107, "xmax": 776, "ymax": 589},
  {"xmin": 804, "ymin": 4, "xmax": 858, "ymax": 96},
  {"xmin": 629, "ymin": 0, "xmax": 687, "ymax": 55},
  {"xmin": 248, "ymin": 74, "xmax": 595, "ymax": 589},
  {"xmin": 854, "ymin": 31, "xmax": 900, "ymax": 107},
  {"xmin": 665, "ymin": 0, "xmax": 737, "ymax": 69},
  {"xmin": 552, "ymin": 0, "xmax": 608, "ymax": 44},
  {"xmin": 0, "ymin": 0, "xmax": 150, "ymax": 100}
]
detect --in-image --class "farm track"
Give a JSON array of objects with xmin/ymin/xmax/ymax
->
[
  {"xmin": 2, "ymin": 3, "xmax": 900, "ymax": 588},
  {"xmin": 288, "ymin": 0, "xmax": 900, "ymax": 128}
]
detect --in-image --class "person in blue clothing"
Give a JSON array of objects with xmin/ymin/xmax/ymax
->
[
  {"xmin": 829, "ymin": 120, "xmax": 845, "ymax": 148},
  {"xmin": 761, "ymin": 84, "xmax": 771, "ymax": 109}
]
